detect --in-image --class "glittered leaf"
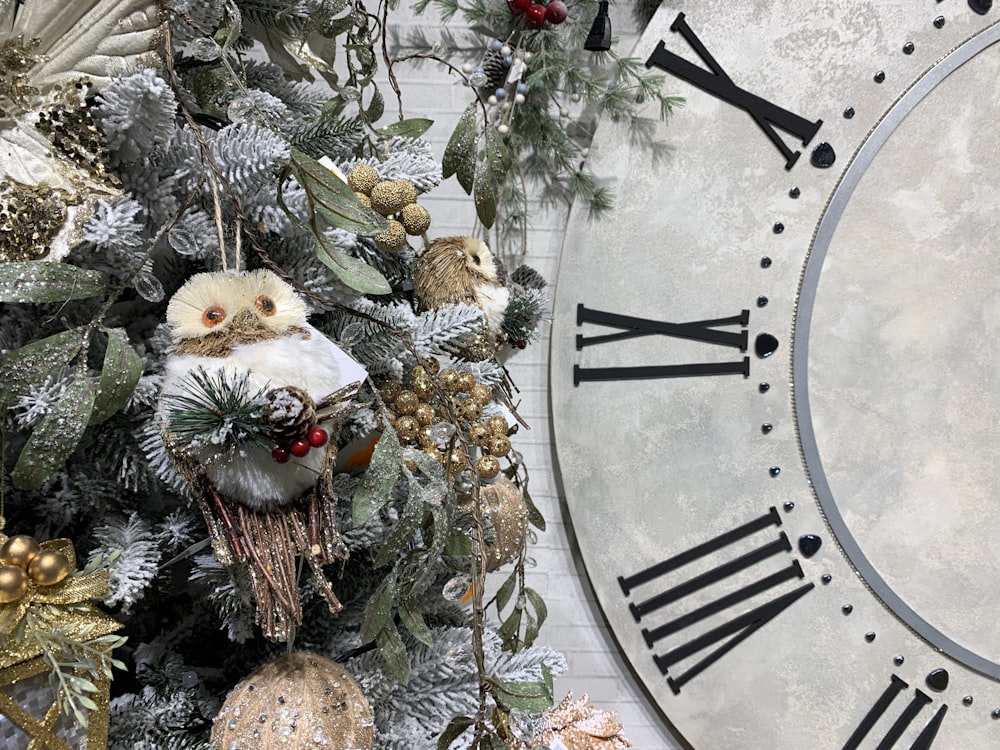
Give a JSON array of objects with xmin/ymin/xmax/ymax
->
[
  {"xmin": 523, "ymin": 487, "xmax": 545, "ymax": 531},
  {"xmin": 376, "ymin": 621, "xmax": 410, "ymax": 683},
  {"xmin": 290, "ymin": 147, "xmax": 390, "ymax": 235},
  {"xmin": 437, "ymin": 716, "xmax": 475, "ymax": 750},
  {"xmin": 360, "ymin": 573, "xmax": 396, "ymax": 643},
  {"xmin": 443, "ymin": 101, "xmax": 478, "ymax": 193},
  {"xmin": 0, "ymin": 327, "xmax": 87, "ymax": 401},
  {"xmin": 374, "ymin": 477, "xmax": 423, "ymax": 568},
  {"xmin": 352, "ymin": 427, "xmax": 402, "ymax": 526},
  {"xmin": 483, "ymin": 124, "xmax": 511, "ymax": 183},
  {"xmin": 523, "ymin": 607, "xmax": 539, "ymax": 649},
  {"xmin": 497, "ymin": 606, "xmax": 521, "ymax": 652},
  {"xmin": 314, "ymin": 232, "xmax": 392, "ymax": 294},
  {"xmin": 495, "ymin": 569, "xmax": 517, "ymax": 613},
  {"xmin": 12, "ymin": 374, "xmax": 95, "ymax": 489},
  {"xmin": 377, "ymin": 118, "xmax": 433, "ymax": 139},
  {"xmin": 491, "ymin": 673, "xmax": 554, "ymax": 713},
  {"xmin": 524, "ymin": 586, "xmax": 548, "ymax": 636},
  {"xmin": 442, "ymin": 527, "xmax": 472, "ymax": 556},
  {"xmin": 0, "ymin": 262, "xmax": 107, "ymax": 303},
  {"xmin": 365, "ymin": 87, "xmax": 385, "ymax": 122},
  {"xmin": 90, "ymin": 327, "xmax": 142, "ymax": 424},
  {"xmin": 398, "ymin": 595, "xmax": 433, "ymax": 646},
  {"xmin": 405, "ymin": 446, "xmax": 446, "ymax": 482},
  {"xmin": 473, "ymin": 157, "xmax": 497, "ymax": 229}
]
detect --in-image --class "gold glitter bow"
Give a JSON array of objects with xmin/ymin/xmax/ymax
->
[{"xmin": 0, "ymin": 535, "xmax": 116, "ymax": 665}]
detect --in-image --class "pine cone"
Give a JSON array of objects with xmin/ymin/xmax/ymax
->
[
  {"xmin": 480, "ymin": 48, "xmax": 508, "ymax": 91},
  {"xmin": 263, "ymin": 386, "xmax": 317, "ymax": 444}
]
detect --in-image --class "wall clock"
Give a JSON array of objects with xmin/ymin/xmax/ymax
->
[{"xmin": 549, "ymin": 0, "xmax": 1000, "ymax": 747}]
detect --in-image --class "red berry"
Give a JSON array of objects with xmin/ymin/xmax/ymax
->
[
  {"xmin": 271, "ymin": 447, "xmax": 290, "ymax": 463},
  {"xmin": 525, "ymin": 3, "xmax": 546, "ymax": 27},
  {"xmin": 308, "ymin": 426, "xmax": 329, "ymax": 447},
  {"xmin": 290, "ymin": 439, "xmax": 311, "ymax": 457},
  {"xmin": 508, "ymin": 0, "xmax": 531, "ymax": 12},
  {"xmin": 545, "ymin": 0, "xmax": 567, "ymax": 24}
]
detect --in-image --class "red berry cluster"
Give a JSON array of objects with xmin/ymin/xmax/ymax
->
[
  {"xmin": 510, "ymin": 339, "xmax": 528, "ymax": 350},
  {"xmin": 271, "ymin": 426, "xmax": 328, "ymax": 463},
  {"xmin": 508, "ymin": 0, "xmax": 567, "ymax": 28}
]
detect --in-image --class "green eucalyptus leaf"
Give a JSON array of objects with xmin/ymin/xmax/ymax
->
[
  {"xmin": 90, "ymin": 328, "xmax": 142, "ymax": 425},
  {"xmin": 398, "ymin": 595, "xmax": 433, "ymax": 646},
  {"xmin": 522, "ymin": 607, "xmax": 539, "ymax": 648},
  {"xmin": 352, "ymin": 427, "xmax": 401, "ymax": 526},
  {"xmin": 497, "ymin": 607, "xmax": 521, "ymax": 652},
  {"xmin": 442, "ymin": 102, "xmax": 478, "ymax": 193},
  {"xmin": 376, "ymin": 623, "xmax": 410, "ymax": 683},
  {"xmin": 442, "ymin": 527, "xmax": 472, "ymax": 556},
  {"xmin": 522, "ymin": 487, "xmax": 545, "ymax": 531},
  {"xmin": 483, "ymin": 124, "xmax": 511, "ymax": 182},
  {"xmin": 524, "ymin": 587, "xmax": 548, "ymax": 632},
  {"xmin": 437, "ymin": 716, "xmax": 475, "ymax": 750},
  {"xmin": 314, "ymin": 232, "xmax": 392, "ymax": 295},
  {"xmin": 365, "ymin": 86, "xmax": 385, "ymax": 122},
  {"xmin": 0, "ymin": 262, "xmax": 107, "ymax": 303},
  {"xmin": 289, "ymin": 147, "xmax": 389, "ymax": 235},
  {"xmin": 0, "ymin": 327, "xmax": 87, "ymax": 401},
  {"xmin": 473, "ymin": 159, "xmax": 497, "ymax": 229},
  {"xmin": 12, "ymin": 374, "xmax": 95, "ymax": 490},
  {"xmin": 377, "ymin": 118, "xmax": 434, "ymax": 139},
  {"xmin": 360, "ymin": 573, "xmax": 396, "ymax": 643},
  {"xmin": 495, "ymin": 570, "xmax": 517, "ymax": 613},
  {"xmin": 490, "ymin": 673, "xmax": 554, "ymax": 713}
]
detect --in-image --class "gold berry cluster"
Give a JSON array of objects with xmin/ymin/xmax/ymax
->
[
  {"xmin": 0, "ymin": 535, "xmax": 73, "ymax": 603},
  {"xmin": 347, "ymin": 165, "xmax": 431, "ymax": 254},
  {"xmin": 381, "ymin": 359, "xmax": 512, "ymax": 479}
]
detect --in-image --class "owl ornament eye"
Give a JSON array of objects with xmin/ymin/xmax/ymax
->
[
  {"xmin": 202, "ymin": 306, "xmax": 227, "ymax": 327},
  {"xmin": 255, "ymin": 295, "xmax": 276, "ymax": 316}
]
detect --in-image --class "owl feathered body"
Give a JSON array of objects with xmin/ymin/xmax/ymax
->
[
  {"xmin": 413, "ymin": 236, "xmax": 510, "ymax": 335},
  {"xmin": 159, "ymin": 269, "xmax": 366, "ymax": 510}
]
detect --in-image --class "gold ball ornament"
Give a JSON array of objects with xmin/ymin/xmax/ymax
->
[
  {"xmin": 469, "ymin": 383, "xmax": 493, "ymax": 406},
  {"xmin": 411, "ymin": 378, "xmax": 434, "ymax": 400},
  {"xmin": 421, "ymin": 357, "xmax": 441, "ymax": 375},
  {"xmin": 489, "ymin": 434, "xmax": 512, "ymax": 457},
  {"xmin": 476, "ymin": 454, "xmax": 501, "ymax": 480},
  {"xmin": 479, "ymin": 476, "xmax": 529, "ymax": 572},
  {"xmin": 456, "ymin": 372, "xmax": 476, "ymax": 393},
  {"xmin": 399, "ymin": 202, "xmax": 431, "ymax": 235},
  {"xmin": 447, "ymin": 447, "xmax": 467, "ymax": 475},
  {"xmin": 347, "ymin": 164, "xmax": 380, "ymax": 195},
  {"xmin": 355, "ymin": 191, "xmax": 372, "ymax": 208},
  {"xmin": 369, "ymin": 181, "xmax": 409, "ymax": 216},
  {"xmin": 486, "ymin": 414, "xmax": 509, "ymax": 438},
  {"xmin": 393, "ymin": 179, "xmax": 418, "ymax": 206},
  {"xmin": 394, "ymin": 415, "xmax": 420, "ymax": 442},
  {"xmin": 468, "ymin": 422, "xmax": 491, "ymax": 447},
  {"xmin": 438, "ymin": 369, "xmax": 460, "ymax": 391},
  {"xmin": 0, "ymin": 565, "xmax": 28, "ymax": 603},
  {"xmin": 414, "ymin": 403, "xmax": 436, "ymax": 426},
  {"xmin": 373, "ymin": 219, "xmax": 407, "ymax": 253},
  {"xmin": 417, "ymin": 425, "xmax": 436, "ymax": 449},
  {"xmin": 0, "ymin": 534, "xmax": 40, "ymax": 568},
  {"xmin": 461, "ymin": 399, "xmax": 483, "ymax": 422},
  {"xmin": 26, "ymin": 549, "xmax": 72, "ymax": 586},
  {"xmin": 212, "ymin": 652, "xmax": 375, "ymax": 750},
  {"xmin": 380, "ymin": 380, "xmax": 402, "ymax": 402},
  {"xmin": 394, "ymin": 390, "xmax": 419, "ymax": 415}
]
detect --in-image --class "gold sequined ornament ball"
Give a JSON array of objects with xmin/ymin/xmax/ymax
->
[{"xmin": 211, "ymin": 652, "xmax": 375, "ymax": 750}]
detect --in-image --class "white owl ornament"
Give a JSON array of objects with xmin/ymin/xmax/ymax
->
[{"xmin": 158, "ymin": 269, "xmax": 367, "ymax": 641}]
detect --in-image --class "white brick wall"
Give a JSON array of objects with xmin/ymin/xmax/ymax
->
[{"xmin": 391, "ymin": 10, "xmax": 685, "ymax": 748}]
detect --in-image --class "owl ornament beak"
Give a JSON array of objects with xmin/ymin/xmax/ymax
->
[{"xmin": 228, "ymin": 308, "xmax": 272, "ymax": 341}]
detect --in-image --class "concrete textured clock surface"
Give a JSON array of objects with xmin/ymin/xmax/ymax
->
[{"xmin": 549, "ymin": 1, "xmax": 1000, "ymax": 748}]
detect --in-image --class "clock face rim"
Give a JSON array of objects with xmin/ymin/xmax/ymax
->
[{"xmin": 792, "ymin": 21, "xmax": 1000, "ymax": 683}]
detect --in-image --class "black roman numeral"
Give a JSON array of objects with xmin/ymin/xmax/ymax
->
[
  {"xmin": 619, "ymin": 507, "xmax": 814, "ymax": 694},
  {"xmin": 843, "ymin": 674, "xmax": 948, "ymax": 749},
  {"xmin": 646, "ymin": 12, "xmax": 823, "ymax": 169},
  {"xmin": 573, "ymin": 304, "xmax": 750, "ymax": 385}
]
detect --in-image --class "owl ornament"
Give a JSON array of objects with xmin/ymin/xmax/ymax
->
[
  {"xmin": 412, "ymin": 236, "xmax": 511, "ymax": 360},
  {"xmin": 158, "ymin": 269, "xmax": 367, "ymax": 641}
]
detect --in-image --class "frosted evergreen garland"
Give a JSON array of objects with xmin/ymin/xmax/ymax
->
[{"xmin": 0, "ymin": 0, "xmax": 672, "ymax": 747}]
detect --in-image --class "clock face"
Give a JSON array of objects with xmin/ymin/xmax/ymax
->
[{"xmin": 549, "ymin": 1, "xmax": 1000, "ymax": 748}]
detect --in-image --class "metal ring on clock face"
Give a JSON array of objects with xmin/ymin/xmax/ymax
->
[{"xmin": 793, "ymin": 21, "xmax": 1000, "ymax": 681}]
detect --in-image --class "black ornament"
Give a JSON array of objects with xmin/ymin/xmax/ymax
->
[
  {"xmin": 865, "ymin": 632, "xmax": 877, "ymax": 642},
  {"xmin": 758, "ymin": 382, "xmax": 770, "ymax": 393},
  {"xmin": 755, "ymin": 333, "xmax": 779, "ymax": 358},
  {"xmin": 903, "ymin": 41, "xmax": 915, "ymax": 55},
  {"xmin": 843, "ymin": 106, "xmax": 855, "ymax": 119},
  {"xmin": 761, "ymin": 423, "xmax": 773, "ymax": 434},
  {"xmin": 788, "ymin": 187, "xmax": 800, "ymax": 199},
  {"xmin": 873, "ymin": 70, "xmax": 886, "ymax": 83},
  {"xmin": 934, "ymin": 16, "xmax": 946, "ymax": 28},
  {"xmin": 773, "ymin": 222, "xmax": 784, "ymax": 234},
  {"xmin": 757, "ymin": 296, "xmax": 769, "ymax": 307},
  {"xmin": 969, "ymin": 0, "xmax": 992, "ymax": 14},
  {"xmin": 963, "ymin": 696, "xmax": 974, "ymax": 706},
  {"xmin": 769, "ymin": 466, "xmax": 781, "ymax": 477},
  {"xmin": 926, "ymin": 669, "xmax": 949, "ymax": 691},
  {"xmin": 798, "ymin": 534, "xmax": 822, "ymax": 557},
  {"xmin": 993, "ymin": 708, "xmax": 1000, "ymax": 720},
  {"xmin": 842, "ymin": 604, "xmax": 853, "ymax": 615},
  {"xmin": 784, "ymin": 501, "xmax": 795, "ymax": 512},
  {"xmin": 821, "ymin": 573, "xmax": 832, "ymax": 584},
  {"xmin": 584, "ymin": 1, "xmax": 612, "ymax": 51},
  {"xmin": 811, "ymin": 142, "xmax": 836, "ymax": 168},
  {"xmin": 760, "ymin": 256, "xmax": 772, "ymax": 268},
  {"xmin": 894, "ymin": 655, "xmax": 905, "ymax": 666}
]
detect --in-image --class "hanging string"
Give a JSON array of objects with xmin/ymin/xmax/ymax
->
[{"xmin": 209, "ymin": 174, "xmax": 227, "ymax": 272}]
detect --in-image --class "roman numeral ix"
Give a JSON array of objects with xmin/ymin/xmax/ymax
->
[
  {"xmin": 844, "ymin": 674, "xmax": 948, "ymax": 750},
  {"xmin": 574, "ymin": 304, "xmax": 750, "ymax": 385},
  {"xmin": 619, "ymin": 507, "xmax": 814, "ymax": 694},
  {"xmin": 646, "ymin": 12, "xmax": 823, "ymax": 169}
]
